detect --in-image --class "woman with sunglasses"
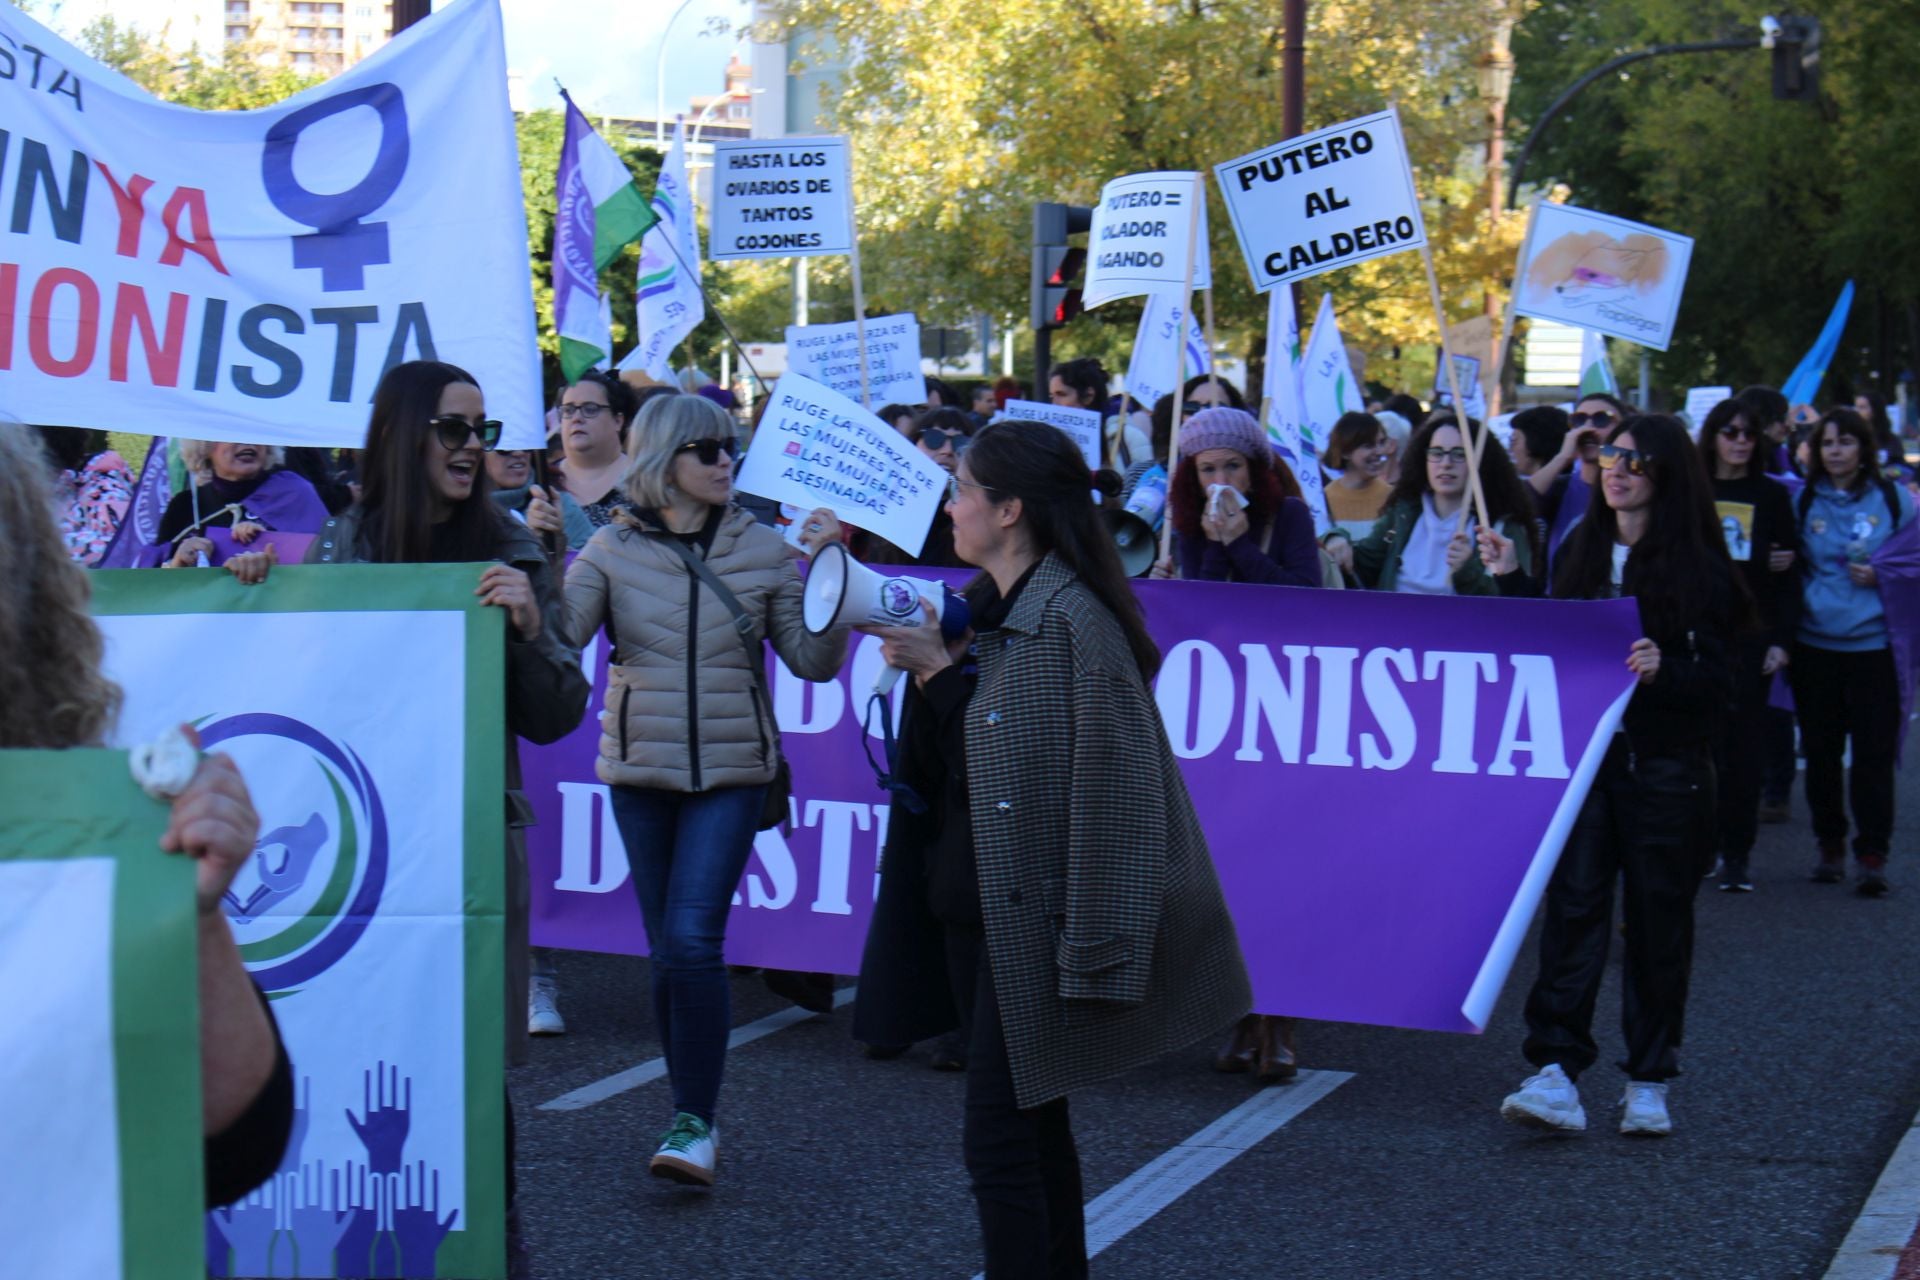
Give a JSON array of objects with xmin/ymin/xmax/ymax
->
[
  {"xmin": 1479, "ymin": 415, "xmax": 1739, "ymax": 1138},
  {"xmin": 1697, "ymin": 399, "xmax": 1802, "ymax": 892},
  {"xmin": 1327, "ymin": 414, "xmax": 1536, "ymax": 593},
  {"xmin": 1527, "ymin": 392, "xmax": 1627, "ymax": 566},
  {"xmin": 1791, "ymin": 407, "xmax": 1916, "ymax": 895},
  {"xmin": 554, "ymin": 370, "xmax": 640, "ymax": 527},
  {"xmin": 854, "ymin": 420, "xmax": 1248, "ymax": 1278},
  {"xmin": 563, "ymin": 393, "xmax": 850, "ymax": 1187}
]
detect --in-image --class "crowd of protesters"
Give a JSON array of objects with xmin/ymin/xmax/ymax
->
[{"xmin": 13, "ymin": 347, "xmax": 1917, "ymax": 1279}]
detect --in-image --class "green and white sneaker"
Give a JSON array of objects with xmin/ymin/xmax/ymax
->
[{"xmin": 650, "ymin": 1112, "xmax": 718, "ymax": 1186}]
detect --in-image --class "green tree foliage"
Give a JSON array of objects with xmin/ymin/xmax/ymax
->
[{"xmin": 1509, "ymin": 0, "xmax": 1920, "ymax": 396}]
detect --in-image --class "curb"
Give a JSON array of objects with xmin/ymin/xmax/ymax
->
[{"xmin": 1824, "ymin": 1111, "xmax": 1920, "ymax": 1280}]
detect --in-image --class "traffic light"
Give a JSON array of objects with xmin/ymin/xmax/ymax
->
[
  {"xmin": 1770, "ymin": 16, "xmax": 1820, "ymax": 102},
  {"xmin": 1030, "ymin": 202, "xmax": 1094, "ymax": 334}
]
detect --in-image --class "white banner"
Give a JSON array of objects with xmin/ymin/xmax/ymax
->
[
  {"xmin": 1301, "ymin": 293, "xmax": 1361, "ymax": 458},
  {"xmin": 0, "ymin": 0, "xmax": 543, "ymax": 449},
  {"xmin": 785, "ymin": 312, "xmax": 927, "ymax": 408},
  {"xmin": 1262, "ymin": 286, "xmax": 1329, "ymax": 533},
  {"xmin": 1083, "ymin": 171, "xmax": 1211, "ymax": 308},
  {"xmin": 1126, "ymin": 295, "xmax": 1210, "ymax": 422},
  {"xmin": 707, "ymin": 137, "xmax": 854, "ymax": 261},
  {"xmin": 1685, "ymin": 386, "xmax": 1733, "ymax": 425},
  {"xmin": 999, "ymin": 398, "xmax": 1104, "ymax": 470},
  {"xmin": 1510, "ymin": 203, "xmax": 1694, "ymax": 353},
  {"xmin": 1214, "ymin": 108, "xmax": 1427, "ymax": 292},
  {"xmin": 735, "ymin": 372, "xmax": 947, "ymax": 555}
]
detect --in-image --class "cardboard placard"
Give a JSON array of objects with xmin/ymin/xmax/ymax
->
[{"xmin": 707, "ymin": 137, "xmax": 855, "ymax": 261}]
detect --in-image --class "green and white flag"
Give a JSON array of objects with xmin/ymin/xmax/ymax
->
[
  {"xmin": 1301, "ymin": 291, "xmax": 1359, "ymax": 462},
  {"xmin": 0, "ymin": 750, "xmax": 204, "ymax": 1279},
  {"xmin": 554, "ymin": 92, "xmax": 657, "ymax": 381},
  {"xmin": 92, "ymin": 564, "xmax": 508, "ymax": 1279},
  {"xmin": 1579, "ymin": 328, "xmax": 1618, "ymax": 396}
]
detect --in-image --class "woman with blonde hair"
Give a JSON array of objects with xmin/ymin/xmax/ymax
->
[
  {"xmin": 155, "ymin": 439, "xmax": 329, "ymax": 567},
  {"xmin": 565, "ymin": 392, "xmax": 852, "ymax": 1186}
]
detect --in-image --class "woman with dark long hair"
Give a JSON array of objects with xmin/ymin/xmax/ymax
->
[
  {"xmin": 854, "ymin": 419, "xmax": 1250, "ymax": 1278},
  {"xmin": 1329, "ymin": 414, "xmax": 1537, "ymax": 592},
  {"xmin": 1791, "ymin": 407, "xmax": 1915, "ymax": 894},
  {"xmin": 1150, "ymin": 406, "xmax": 1321, "ymax": 590},
  {"xmin": 1697, "ymin": 398, "xmax": 1801, "ymax": 891},
  {"xmin": 1479, "ymin": 414, "xmax": 1738, "ymax": 1138}
]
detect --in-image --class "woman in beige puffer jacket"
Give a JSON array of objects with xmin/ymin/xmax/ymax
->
[{"xmin": 563, "ymin": 392, "xmax": 849, "ymax": 1186}]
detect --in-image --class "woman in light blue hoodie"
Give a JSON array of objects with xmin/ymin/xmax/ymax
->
[{"xmin": 1791, "ymin": 407, "xmax": 1914, "ymax": 895}]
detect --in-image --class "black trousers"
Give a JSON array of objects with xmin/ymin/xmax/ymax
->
[
  {"xmin": 1713, "ymin": 657, "xmax": 1772, "ymax": 869},
  {"xmin": 1523, "ymin": 738, "xmax": 1715, "ymax": 1083},
  {"xmin": 1790, "ymin": 644, "xmax": 1900, "ymax": 862},
  {"xmin": 1760, "ymin": 705, "xmax": 1798, "ymax": 806},
  {"xmin": 945, "ymin": 926, "xmax": 1087, "ymax": 1280}
]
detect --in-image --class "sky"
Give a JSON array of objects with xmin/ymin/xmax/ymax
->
[{"xmin": 34, "ymin": 0, "xmax": 752, "ymax": 122}]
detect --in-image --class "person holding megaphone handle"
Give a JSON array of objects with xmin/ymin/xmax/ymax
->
[{"xmin": 852, "ymin": 419, "xmax": 1250, "ymax": 1279}]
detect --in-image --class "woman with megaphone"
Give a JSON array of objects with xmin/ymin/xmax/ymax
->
[
  {"xmin": 563, "ymin": 393, "xmax": 852, "ymax": 1188},
  {"xmin": 853, "ymin": 419, "xmax": 1251, "ymax": 1279}
]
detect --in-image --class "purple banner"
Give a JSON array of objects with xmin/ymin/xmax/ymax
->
[
  {"xmin": 527, "ymin": 577, "xmax": 1641, "ymax": 1033},
  {"xmin": 95, "ymin": 436, "xmax": 170, "ymax": 569}
]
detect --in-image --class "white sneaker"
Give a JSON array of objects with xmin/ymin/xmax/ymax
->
[
  {"xmin": 650, "ymin": 1112, "xmax": 718, "ymax": 1186},
  {"xmin": 528, "ymin": 976, "xmax": 565, "ymax": 1036},
  {"xmin": 1500, "ymin": 1063, "xmax": 1587, "ymax": 1132},
  {"xmin": 1619, "ymin": 1082, "xmax": 1672, "ymax": 1137}
]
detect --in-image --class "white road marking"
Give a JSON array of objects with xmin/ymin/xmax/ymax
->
[
  {"xmin": 537, "ymin": 985, "xmax": 858, "ymax": 1112},
  {"xmin": 1822, "ymin": 1108, "xmax": 1920, "ymax": 1280},
  {"xmin": 972, "ymin": 1068, "xmax": 1354, "ymax": 1279}
]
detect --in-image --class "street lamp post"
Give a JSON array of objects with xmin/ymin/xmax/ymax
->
[{"xmin": 655, "ymin": 0, "xmax": 700, "ymax": 146}]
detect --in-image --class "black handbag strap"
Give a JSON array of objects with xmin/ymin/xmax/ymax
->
[{"xmin": 658, "ymin": 533, "xmax": 776, "ymax": 754}]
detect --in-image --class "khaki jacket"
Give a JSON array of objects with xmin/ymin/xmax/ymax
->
[{"xmin": 565, "ymin": 505, "xmax": 848, "ymax": 792}]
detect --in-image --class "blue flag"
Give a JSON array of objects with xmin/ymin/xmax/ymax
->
[{"xmin": 1782, "ymin": 280, "xmax": 1855, "ymax": 407}]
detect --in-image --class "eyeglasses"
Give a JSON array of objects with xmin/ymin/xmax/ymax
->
[
  {"xmin": 430, "ymin": 415, "xmax": 503, "ymax": 452},
  {"xmin": 1428, "ymin": 447, "xmax": 1469, "ymax": 464},
  {"xmin": 947, "ymin": 476, "xmax": 996, "ymax": 503},
  {"xmin": 1570, "ymin": 410, "xmax": 1617, "ymax": 429},
  {"xmin": 558, "ymin": 402, "xmax": 609, "ymax": 421},
  {"xmin": 920, "ymin": 428, "xmax": 969, "ymax": 452},
  {"xmin": 675, "ymin": 437, "xmax": 740, "ymax": 466},
  {"xmin": 1719, "ymin": 426, "xmax": 1757, "ymax": 441},
  {"xmin": 1598, "ymin": 444, "xmax": 1653, "ymax": 476}
]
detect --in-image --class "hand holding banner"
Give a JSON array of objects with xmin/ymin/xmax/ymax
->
[
  {"xmin": 1215, "ymin": 108, "xmax": 1428, "ymax": 291},
  {"xmin": 735, "ymin": 373, "xmax": 948, "ymax": 556}
]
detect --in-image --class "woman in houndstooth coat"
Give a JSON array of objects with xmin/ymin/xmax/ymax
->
[{"xmin": 855, "ymin": 419, "xmax": 1251, "ymax": 1279}]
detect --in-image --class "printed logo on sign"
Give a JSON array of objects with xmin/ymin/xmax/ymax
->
[
  {"xmin": 880, "ymin": 578, "xmax": 919, "ymax": 619},
  {"xmin": 261, "ymin": 84, "xmax": 411, "ymax": 291},
  {"xmin": 200, "ymin": 712, "xmax": 390, "ymax": 994}
]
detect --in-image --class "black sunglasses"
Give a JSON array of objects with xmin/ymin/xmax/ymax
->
[
  {"xmin": 1598, "ymin": 444, "xmax": 1653, "ymax": 476},
  {"xmin": 1570, "ymin": 410, "xmax": 1617, "ymax": 429},
  {"xmin": 431, "ymin": 415, "xmax": 503, "ymax": 452},
  {"xmin": 676, "ymin": 437, "xmax": 740, "ymax": 466},
  {"xmin": 1718, "ymin": 425, "xmax": 1757, "ymax": 441},
  {"xmin": 920, "ymin": 427, "xmax": 969, "ymax": 452}
]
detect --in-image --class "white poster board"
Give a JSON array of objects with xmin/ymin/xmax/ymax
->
[
  {"xmin": 1510, "ymin": 203, "xmax": 1694, "ymax": 353},
  {"xmin": 1214, "ymin": 108, "xmax": 1427, "ymax": 292},
  {"xmin": 785, "ymin": 313, "xmax": 927, "ymax": 407},
  {"xmin": 1083, "ymin": 171, "xmax": 1211, "ymax": 308},
  {"xmin": 1685, "ymin": 386, "xmax": 1734, "ymax": 426},
  {"xmin": 707, "ymin": 136, "xmax": 854, "ymax": 261},
  {"xmin": 1433, "ymin": 351, "xmax": 1488, "ymax": 422},
  {"xmin": 735, "ymin": 372, "xmax": 947, "ymax": 555},
  {"xmin": 999, "ymin": 398, "xmax": 1104, "ymax": 470}
]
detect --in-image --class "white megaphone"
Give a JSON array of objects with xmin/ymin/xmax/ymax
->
[
  {"xmin": 802, "ymin": 542, "xmax": 971, "ymax": 695},
  {"xmin": 1105, "ymin": 465, "xmax": 1168, "ymax": 577}
]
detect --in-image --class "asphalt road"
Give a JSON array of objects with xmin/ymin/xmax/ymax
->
[{"xmin": 511, "ymin": 757, "xmax": 1920, "ymax": 1279}]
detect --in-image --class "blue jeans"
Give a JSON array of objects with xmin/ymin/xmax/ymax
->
[{"xmin": 608, "ymin": 784, "xmax": 767, "ymax": 1124}]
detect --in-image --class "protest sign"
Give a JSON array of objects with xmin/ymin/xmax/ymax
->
[
  {"xmin": 526, "ymin": 577, "xmax": 1639, "ymax": 1034},
  {"xmin": 1511, "ymin": 203, "xmax": 1694, "ymax": 352},
  {"xmin": 785, "ymin": 313, "xmax": 928, "ymax": 408},
  {"xmin": 0, "ymin": 0, "xmax": 544, "ymax": 450},
  {"xmin": 1214, "ymin": 108, "xmax": 1427, "ymax": 292},
  {"xmin": 999, "ymin": 398, "xmax": 1104, "ymax": 470},
  {"xmin": 735, "ymin": 373, "xmax": 947, "ymax": 555},
  {"xmin": 1126, "ymin": 296, "xmax": 1210, "ymax": 422},
  {"xmin": 707, "ymin": 137, "xmax": 855, "ymax": 262},
  {"xmin": 0, "ymin": 750, "xmax": 203, "ymax": 1280},
  {"xmin": 1083, "ymin": 171, "xmax": 1211, "ymax": 308},
  {"xmin": 1433, "ymin": 351, "xmax": 1488, "ymax": 422},
  {"xmin": 1262, "ymin": 286, "xmax": 1329, "ymax": 533},
  {"xmin": 92, "ymin": 565, "xmax": 508, "ymax": 1280},
  {"xmin": 1686, "ymin": 386, "xmax": 1734, "ymax": 426}
]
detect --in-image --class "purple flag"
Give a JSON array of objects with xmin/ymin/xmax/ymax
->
[
  {"xmin": 525, "ymin": 575, "xmax": 1641, "ymax": 1034},
  {"xmin": 1872, "ymin": 515, "xmax": 1920, "ymax": 761},
  {"xmin": 94, "ymin": 437, "xmax": 171, "ymax": 569}
]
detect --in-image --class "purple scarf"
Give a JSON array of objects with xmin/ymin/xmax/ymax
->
[{"xmin": 136, "ymin": 468, "xmax": 329, "ymax": 566}]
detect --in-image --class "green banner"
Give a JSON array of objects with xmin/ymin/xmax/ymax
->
[{"xmin": 0, "ymin": 749, "xmax": 204, "ymax": 1279}]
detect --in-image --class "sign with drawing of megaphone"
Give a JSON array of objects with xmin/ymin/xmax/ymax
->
[{"xmin": 802, "ymin": 543, "xmax": 971, "ymax": 694}]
